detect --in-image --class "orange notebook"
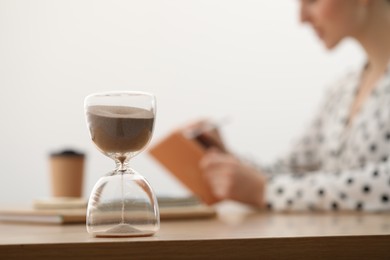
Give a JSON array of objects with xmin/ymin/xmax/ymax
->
[{"xmin": 149, "ymin": 130, "xmax": 220, "ymax": 205}]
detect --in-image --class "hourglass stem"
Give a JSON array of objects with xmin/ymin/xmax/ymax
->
[
  {"xmin": 115, "ymin": 160, "xmax": 128, "ymax": 224},
  {"xmin": 120, "ymin": 171, "xmax": 125, "ymax": 224},
  {"xmin": 116, "ymin": 160, "xmax": 128, "ymax": 171}
]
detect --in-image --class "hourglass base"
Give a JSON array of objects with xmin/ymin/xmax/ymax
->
[{"xmin": 86, "ymin": 168, "xmax": 160, "ymax": 237}]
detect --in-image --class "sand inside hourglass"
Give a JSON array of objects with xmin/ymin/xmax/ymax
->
[
  {"xmin": 87, "ymin": 105, "xmax": 154, "ymax": 158},
  {"xmin": 95, "ymin": 224, "xmax": 155, "ymax": 237},
  {"xmin": 86, "ymin": 105, "xmax": 155, "ymax": 236}
]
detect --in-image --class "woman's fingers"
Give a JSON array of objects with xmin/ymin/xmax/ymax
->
[
  {"xmin": 200, "ymin": 151, "xmax": 238, "ymax": 199},
  {"xmin": 200, "ymin": 150, "xmax": 233, "ymax": 169}
]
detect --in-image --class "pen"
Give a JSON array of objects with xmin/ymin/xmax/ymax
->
[
  {"xmin": 183, "ymin": 117, "xmax": 230, "ymax": 151},
  {"xmin": 183, "ymin": 117, "xmax": 230, "ymax": 139}
]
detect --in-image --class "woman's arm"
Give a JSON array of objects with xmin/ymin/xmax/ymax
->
[{"xmin": 265, "ymin": 161, "xmax": 390, "ymax": 212}]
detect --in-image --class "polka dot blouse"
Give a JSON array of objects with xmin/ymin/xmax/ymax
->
[{"xmin": 263, "ymin": 63, "xmax": 390, "ymax": 212}]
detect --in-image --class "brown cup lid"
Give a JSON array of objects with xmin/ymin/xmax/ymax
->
[{"xmin": 50, "ymin": 149, "xmax": 85, "ymax": 157}]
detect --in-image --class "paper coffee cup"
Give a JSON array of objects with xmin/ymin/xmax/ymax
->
[{"xmin": 49, "ymin": 149, "xmax": 85, "ymax": 198}]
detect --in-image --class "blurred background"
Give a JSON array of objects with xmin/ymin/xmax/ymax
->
[{"xmin": 0, "ymin": 0, "xmax": 364, "ymax": 204}]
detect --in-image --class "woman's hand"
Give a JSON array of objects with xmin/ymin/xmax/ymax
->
[{"xmin": 200, "ymin": 149, "xmax": 266, "ymax": 208}]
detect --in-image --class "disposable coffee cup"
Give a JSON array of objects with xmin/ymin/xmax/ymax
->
[{"xmin": 49, "ymin": 149, "xmax": 85, "ymax": 198}]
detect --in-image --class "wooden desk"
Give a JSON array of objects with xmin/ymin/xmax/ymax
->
[{"xmin": 1, "ymin": 205, "xmax": 390, "ymax": 259}]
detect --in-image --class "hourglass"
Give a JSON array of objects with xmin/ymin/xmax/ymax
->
[{"xmin": 84, "ymin": 91, "xmax": 159, "ymax": 237}]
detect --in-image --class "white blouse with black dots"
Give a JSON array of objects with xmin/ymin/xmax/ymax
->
[{"xmin": 263, "ymin": 63, "xmax": 390, "ymax": 212}]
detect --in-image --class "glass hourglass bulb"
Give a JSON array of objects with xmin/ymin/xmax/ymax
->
[{"xmin": 84, "ymin": 91, "xmax": 159, "ymax": 237}]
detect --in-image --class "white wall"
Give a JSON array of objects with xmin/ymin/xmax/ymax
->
[{"xmin": 0, "ymin": 0, "xmax": 364, "ymax": 204}]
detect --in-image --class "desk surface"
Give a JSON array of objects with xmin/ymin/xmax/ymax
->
[{"xmin": 1, "ymin": 204, "xmax": 390, "ymax": 259}]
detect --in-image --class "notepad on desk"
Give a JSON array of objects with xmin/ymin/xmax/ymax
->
[{"xmin": 0, "ymin": 196, "xmax": 216, "ymax": 225}]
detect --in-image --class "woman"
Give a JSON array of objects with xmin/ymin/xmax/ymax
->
[{"xmin": 198, "ymin": 0, "xmax": 390, "ymax": 211}]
